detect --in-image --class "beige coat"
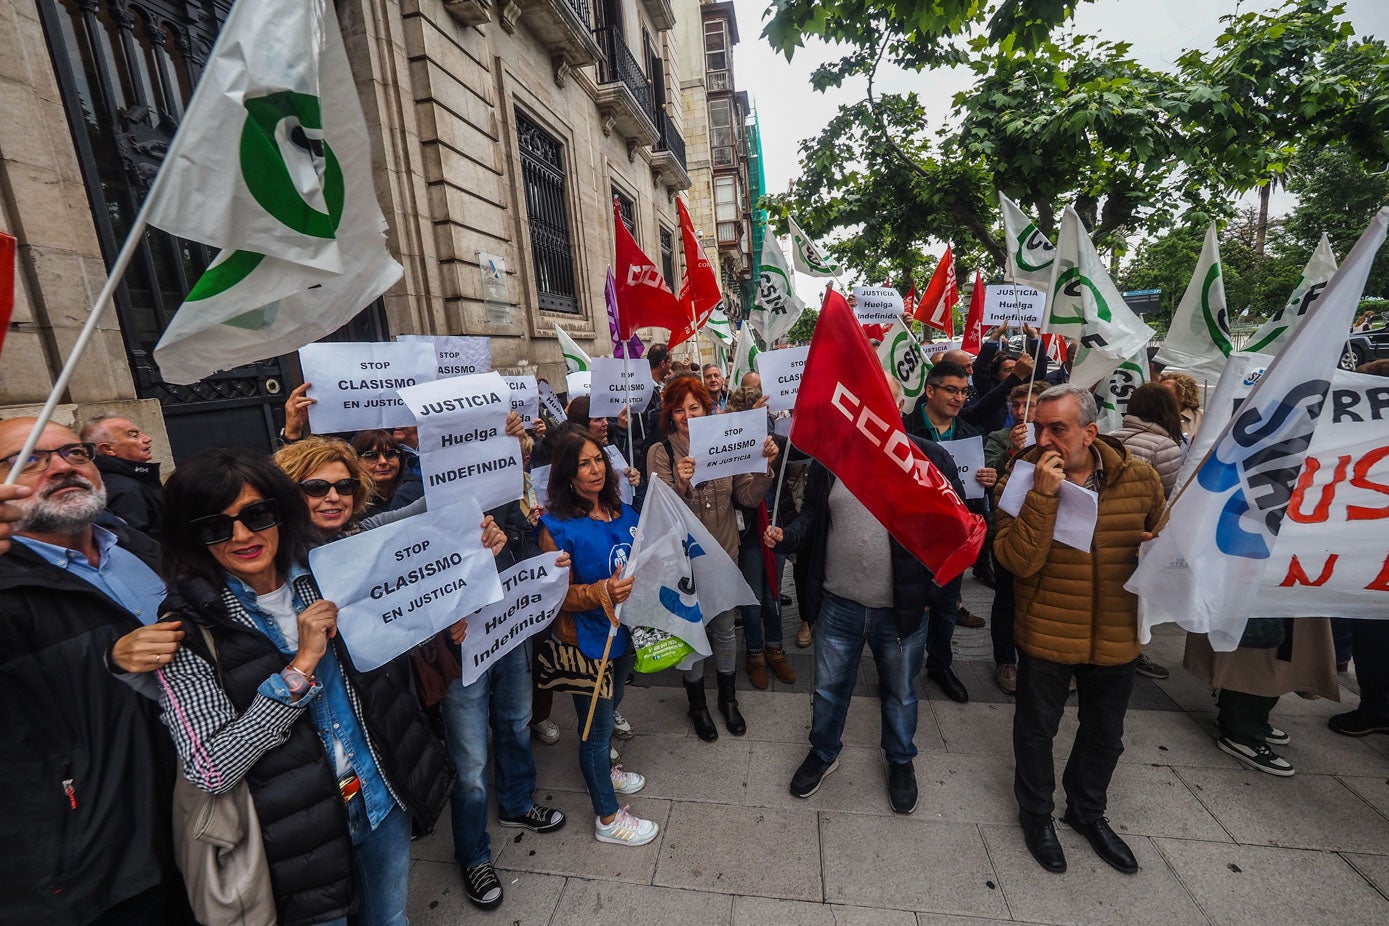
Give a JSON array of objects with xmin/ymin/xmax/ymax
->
[
  {"xmin": 1183, "ymin": 618, "xmax": 1340, "ymax": 700},
  {"xmin": 1108, "ymin": 416, "xmax": 1184, "ymax": 497},
  {"xmin": 647, "ymin": 431, "xmax": 773, "ymax": 559}
]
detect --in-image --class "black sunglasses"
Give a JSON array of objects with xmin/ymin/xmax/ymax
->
[
  {"xmin": 298, "ymin": 477, "xmax": 361, "ymax": 498},
  {"xmin": 359, "ymin": 449, "xmax": 400, "ymax": 461},
  {"xmin": 189, "ymin": 499, "xmax": 280, "ymax": 545}
]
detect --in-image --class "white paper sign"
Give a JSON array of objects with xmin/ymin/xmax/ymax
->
[
  {"xmin": 309, "ymin": 498, "xmax": 504, "ymax": 671},
  {"xmin": 688, "ymin": 409, "xmax": 769, "ymax": 485},
  {"xmin": 538, "ymin": 380, "xmax": 567, "ymax": 423},
  {"xmin": 589, "ymin": 357, "xmax": 653, "ymax": 418},
  {"xmin": 397, "ymin": 334, "xmax": 492, "ymax": 378},
  {"xmin": 983, "ymin": 284, "xmax": 1046, "ymax": 326},
  {"xmin": 997, "ymin": 459, "xmax": 1099, "ymax": 551},
  {"xmin": 605, "ymin": 445, "xmax": 635, "ymax": 506},
  {"xmin": 458, "ymin": 553, "xmax": 569, "ymax": 686},
  {"xmin": 755, "ymin": 345, "xmax": 810, "ymax": 412},
  {"xmin": 501, "ymin": 375, "xmax": 539, "ymax": 429},
  {"xmin": 300, "ymin": 341, "xmax": 435, "ymax": 432},
  {"xmin": 938, "ymin": 436, "xmax": 986, "ymax": 500},
  {"xmin": 852, "ymin": 286, "xmax": 904, "ymax": 325},
  {"xmin": 773, "ymin": 416, "xmax": 792, "ymax": 438},
  {"xmin": 398, "ymin": 372, "xmax": 523, "ymax": 512},
  {"xmin": 566, "ymin": 371, "xmax": 592, "ymax": 398},
  {"xmin": 530, "ymin": 464, "xmax": 552, "ymax": 510}
]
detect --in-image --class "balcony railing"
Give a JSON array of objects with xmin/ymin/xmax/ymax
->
[
  {"xmin": 563, "ymin": 0, "xmax": 591, "ymax": 26},
  {"xmin": 655, "ymin": 110, "xmax": 686, "ymax": 171},
  {"xmin": 594, "ymin": 26, "xmax": 654, "ymax": 122}
]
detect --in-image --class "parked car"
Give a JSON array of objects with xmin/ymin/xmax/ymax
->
[{"xmin": 1341, "ymin": 316, "xmax": 1389, "ymax": 370}]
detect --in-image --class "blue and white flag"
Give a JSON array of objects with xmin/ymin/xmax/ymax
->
[
  {"xmin": 1127, "ymin": 207, "xmax": 1389, "ymax": 650},
  {"xmin": 618, "ymin": 478, "xmax": 757, "ymax": 656}
]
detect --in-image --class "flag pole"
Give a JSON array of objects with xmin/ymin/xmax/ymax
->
[
  {"xmin": 1021, "ymin": 331, "xmax": 1047, "ymax": 423},
  {"xmin": 5, "ymin": 210, "xmax": 153, "ymax": 484},
  {"xmin": 581, "ymin": 620, "xmax": 619, "ymax": 741},
  {"xmin": 770, "ymin": 436, "xmax": 793, "ymax": 528}
]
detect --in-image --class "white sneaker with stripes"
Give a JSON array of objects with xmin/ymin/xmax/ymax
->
[
  {"xmin": 594, "ymin": 806, "xmax": 659, "ymax": 846},
  {"xmin": 610, "ymin": 764, "xmax": 645, "ymax": 794}
]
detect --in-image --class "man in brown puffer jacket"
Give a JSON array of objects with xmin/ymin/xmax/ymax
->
[{"xmin": 994, "ymin": 384, "xmax": 1165, "ymax": 877}]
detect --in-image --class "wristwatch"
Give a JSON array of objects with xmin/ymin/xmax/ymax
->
[{"xmin": 282, "ymin": 665, "xmax": 312, "ymax": 696}]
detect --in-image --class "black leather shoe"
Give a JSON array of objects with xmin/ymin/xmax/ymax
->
[
  {"xmin": 1020, "ymin": 815, "xmax": 1067, "ymax": 873},
  {"xmin": 1063, "ymin": 812, "xmax": 1138, "ymax": 874},
  {"xmin": 887, "ymin": 761, "xmax": 917, "ymax": 814},
  {"xmin": 927, "ymin": 667, "xmax": 969, "ymax": 703}
]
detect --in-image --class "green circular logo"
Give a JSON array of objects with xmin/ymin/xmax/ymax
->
[
  {"xmin": 890, "ymin": 332, "xmax": 927, "ymax": 398},
  {"xmin": 240, "ymin": 91, "xmax": 344, "ymax": 239}
]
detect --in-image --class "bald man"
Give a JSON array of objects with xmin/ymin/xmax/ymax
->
[{"xmin": 82, "ymin": 414, "xmax": 164, "ymax": 539}]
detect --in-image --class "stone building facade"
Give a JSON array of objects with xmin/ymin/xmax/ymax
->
[{"xmin": 0, "ymin": 0, "xmax": 765, "ymax": 462}]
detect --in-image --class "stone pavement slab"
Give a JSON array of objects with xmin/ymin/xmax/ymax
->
[
  {"xmin": 553, "ymin": 879, "xmax": 734, "ymax": 925},
  {"xmin": 406, "ymin": 862, "xmax": 564, "ymax": 925},
  {"xmin": 654, "ymin": 802, "xmax": 822, "ymax": 900},
  {"xmin": 493, "ymin": 793, "xmax": 672, "ymax": 883},
  {"xmin": 733, "ymin": 895, "xmax": 917, "ymax": 926}
]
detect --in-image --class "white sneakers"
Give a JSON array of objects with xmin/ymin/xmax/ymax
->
[
  {"xmin": 610, "ymin": 764, "xmax": 645, "ymax": 794},
  {"xmin": 612, "ymin": 709, "xmax": 634, "ymax": 739},
  {"xmin": 531, "ymin": 719, "xmax": 560, "ymax": 744},
  {"xmin": 594, "ymin": 806, "xmax": 660, "ymax": 846}
]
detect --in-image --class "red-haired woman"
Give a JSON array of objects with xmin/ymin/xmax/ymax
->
[{"xmin": 647, "ymin": 376, "xmax": 779, "ymax": 741}]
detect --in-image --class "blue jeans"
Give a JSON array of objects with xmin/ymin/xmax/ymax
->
[
  {"xmin": 926, "ymin": 574, "xmax": 962, "ymax": 670},
  {"xmin": 739, "ymin": 542, "xmax": 784, "ymax": 651},
  {"xmin": 810, "ymin": 591, "xmax": 927, "ymax": 765},
  {"xmin": 441, "ymin": 642, "xmax": 536, "ymax": 868},
  {"xmin": 571, "ymin": 650, "xmax": 634, "ymax": 819},
  {"xmin": 322, "ymin": 800, "xmax": 411, "ymax": 926}
]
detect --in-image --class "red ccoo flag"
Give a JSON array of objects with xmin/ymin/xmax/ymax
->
[
  {"xmin": 614, "ymin": 198, "xmax": 688, "ymax": 340},
  {"xmin": 961, "ymin": 270, "xmax": 985, "ymax": 354},
  {"xmin": 901, "ymin": 284, "xmax": 918, "ymax": 319},
  {"xmin": 914, "ymin": 246, "xmax": 958, "ymax": 335},
  {"xmin": 0, "ymin": 233, "xmax": 13, "ymax": 357},
  {"xmin": 669, "ymin": 197, "xmax": 721, "ymax": 348},
  {"xmin": 790, "ymin": 288, "xmax": 986, "ymax": 584}
]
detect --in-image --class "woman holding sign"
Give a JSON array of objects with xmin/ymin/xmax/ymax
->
[
  {"xmin": 152, "ymin": 451, "xmax": 453, "ymax": 926},
  {"xmin": 648, "ymin": 377, "xmax": 779, "ymax": 741},
  {"xmin": 536, "ymin": 432, "xmax": 660, "ymax": 848}
]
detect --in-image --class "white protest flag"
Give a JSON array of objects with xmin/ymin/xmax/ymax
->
[
  {"xmin": 1153, "ymin": 223, "xmax": 1233, "ymax": 382},
  {"xmin": 619, "ymin": 479, "xmax": 758, "ymax": 655},
  {"xmin": 1244, "ymin": 233, "xmax": 1338, "ymax": 356},
  {"xmin": 876, "ymin": 319, "xmax": 930, "ymax": 414},
  {"xmin": 1095, "ymin": 344, "xmax": 1150, "ymax": 433},
  {"xmin": 1043, "ymin": 206, "xmax": 1153, "ymax": 390},
  {"xmin": 554, "ymin": 324, "xmax": 591, "ymax": 373},
  {"xmin": 730, "ymin": 324, "xmax": 760, "ymax": 387},
  {"xmin": 787, "ymin": 215, "xmax": 840, "ymax": 277},
  {"xmin": 704, "ymin": 307, "xmax": 736, "ymax": 348},
  {"xmin": 999, "ymin": 192, "xmax": 1055, "ymax": 290},
  {"xmin": 148, "ymin": 0, "xmax": 402, "ymax": 384},
  {"xmin": 749, "ymin": 235, "xmax": 805, "ymax": 345},
  {"xmin": 1127, "ymin": 207, "xmax": 1389, "ymax": 651}
]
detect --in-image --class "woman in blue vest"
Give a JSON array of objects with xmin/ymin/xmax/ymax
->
[{"xmin": 537, "ymin": 431, "xmax": 659, "ymax": 847}]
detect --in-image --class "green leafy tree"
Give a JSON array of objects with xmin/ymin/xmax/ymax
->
[
  {"xmin": 784, "ymin": 307, "xmax": 820, "ymax": 345},
  {"xmin": 1280, "ymin": 144, "xmax": 1389, "ymax": 297}
]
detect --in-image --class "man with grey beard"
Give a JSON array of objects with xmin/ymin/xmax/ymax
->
[{"xmin": 0, "ymin": 418, "xmax": 191, "ymax": 924}]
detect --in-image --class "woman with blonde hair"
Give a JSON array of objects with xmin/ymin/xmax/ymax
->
[
  {"xmin": 1157, "ymin": 371, "xmax": 1204, "ymax": 442},
  {"xmin": 273, "ymin": 437, "xmax": 375, "ymax": 540}
]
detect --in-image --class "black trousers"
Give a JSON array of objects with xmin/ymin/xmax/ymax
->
[
  {"xmin": 1217, "ymin": 689, "xmax": 1279, "ymax": 745},
  {"xmin": 989, "ymin": 559, "xmax": 1016, "ymax": 666},
  {"xmin": 1013, "ymin": 651, "xmax": 1136, "ymax": 825}
]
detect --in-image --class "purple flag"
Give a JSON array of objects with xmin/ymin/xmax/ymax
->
[{"xmin": 606, "ymin": 267, "xmax": 644, "ymax": 359}]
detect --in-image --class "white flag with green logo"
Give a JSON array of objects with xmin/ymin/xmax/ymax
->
[
  {"xmin": 876, "ymin": 320, "xmax": 931, "ymax": 414},
  {"xmin": 730, "ymin": 324, "xmax": 761, "ymax": 387},
  {"xmin": 554, "ymin": 324, "xmax": 591, "ymax": 373},
  {"xmin": 749, "ymin": 235, "xmax": 805, "ymax": 345},
  {"xmin": 1096, "ymin": 345, "xmax": 1151, "ymax": 433},
  {"xmin": 1044, "ymin": 206, "xmax": 1154, "ymax": 391},
  {"xmin": 704, "ymin": 307, "xmax": 736, "ymax": 348},
  {"xmin": 1153, "ymin": 223, "xmax": 1233, "ymax": 383},
  {"xmin": 148, "ymin": 0, "xmax": 402, "ymax": 384},
  {"xmin": 1244, "ymin": 233, "xmax": 1338, "ymax": 356},
  {"xmin": 1000, "ymin": 192, "xmax": 1055, "ymax": 290},
  {"xmin": 788, "ymin": 215, "xmax": 840, "ymax": 278}
]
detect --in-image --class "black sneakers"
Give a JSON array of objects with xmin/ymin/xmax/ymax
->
[
  {"xmin": 498, "ymin": 804, "xmax": 566, "ymax": 833},
  {"xmin": 887, "ymin": 761, "xmax": 917, "ymax": 814},
  {"xmin": 462, "ymin": 861, "xmax": 502, "ymax": 909},
  {"xmin": 789, "ymin": 750, "xmax": 839, "ymax": 798}
]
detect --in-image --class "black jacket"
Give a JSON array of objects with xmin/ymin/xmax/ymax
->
[
  {"xmin": 0, "ymin": 524, "xmax": 176, "ymax": 926},
  {"xmin": 901, "ymin": 413, "xmax": 988, "ymax": 516},
  {"xmin": 95, "ymin": 455, "xmax": 164, "ymax": 540},
  {"xmin": 772, "ymin": 437, "xmax": 965, "ymax": 639},
  {"xmin": 160, "ymin": 573, "xmax": 453, "ymax": 926}
]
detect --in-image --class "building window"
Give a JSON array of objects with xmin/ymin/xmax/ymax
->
[
  {"xmin": 715, "ymin": 175, "xmax": 739, "ymax": 244},
  {"xmin": 709, "ymin": 98, "xmax": 733, "ymax": 167},
  {"xmin": 613, "ymin": 187, "xmax": 636, "ymax": 236},
  {"xmin": 660, "ymin": 227, "xmax": 675, "ymax": 289},
  {"xmin": 704, "ymin": 19, "xmax": 728, "ymax": 80},
  {"xmin": 517, "ymin": 111, "xmax": 578, "ymax": 313}
]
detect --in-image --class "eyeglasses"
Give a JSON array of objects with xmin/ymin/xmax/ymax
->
[
  {"xmin": 929, "ymin": 384, "xmax": 968, "ymax": 397},
  {"xmin": 1, "ymin": 442, "xmax": 97, "ymax": 474},
  {"xmin": 298, "ymin": 477, "xmax": 361, "ymax": 498},
  {"xmin": 189, "ymin": 499, "xmax": 280, "ymax": 545},
  {"xmin": 359, "ymin": 449, "xmax": 400, "ymax": 461}
]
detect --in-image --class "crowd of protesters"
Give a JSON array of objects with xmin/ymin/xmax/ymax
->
[{"xmin": 3, "ymin": 327, "xmax": 1387, "ymax": 926}]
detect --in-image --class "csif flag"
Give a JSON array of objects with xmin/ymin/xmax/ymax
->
[
  {"xmin": 961, "ymin": 270, "xmax": 985, "ymax": 355},
  {"xmin": 788, "ymin": 215, "xmax": 840, "ymax": 277},
  {"xmin": 148, "ymin": 0, "xmax": 403, "ymax": 384},
  {"xmin": 703, "ymin": 307, "xmax": 736, "ymax": 348},
  {"xmin": 914, "ymin": 247, "xmax": 957, "ymax": 334},
  {"xmin": 1126, "ymin": 207, "xmax": 1389, "ymax": 651},
  {"xmin": 791, "ymin": 289, "xmax": 986, "ymax": 584},
  {"xmin": 877, "ymin": 319, "xmax": 930, "ymax": 414},
  {"xmin": 554, "ymin": 323, "xmax": 591, "ymax": 373},
  {"xmin": 730, "ymin": 322, "xmax": 761, "ymax": 386},
  {"xmin": 749, "ymin": 233, "xmax": 805, "ymax": 344},
  {"xmin": 1043, "ymin": 206, "xmax": 1153, "ymax": 390},
  {"xmin": 1244, "ymin": 233, "xmax": 1338, "ymax": 356},
  {"xmin": 999, "ymin": 192, "xmax": 1055, "ymax": 290},
  {"xmin": 1095, "ymin": 344, "xmax": 1150, "ymax": 433},
  {"xmin": 669, "ymin": 197, "xmax": 721, "ymax": 349},
  {"xmin": 613, "ymin": 198, "xmax": 687, "ymax": 339},
  {"xmin": 1153, "ymin": 223, "xmax": 1232, "ymax": 383}
]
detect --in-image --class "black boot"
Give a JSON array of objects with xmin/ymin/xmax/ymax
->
[
  {"xmin": 717, "ymin": 672, "xmax": 747, "ymax": 735},
  {"xmin": 684, "ymin": 678, "xmax": 718, "ymax": 742}
]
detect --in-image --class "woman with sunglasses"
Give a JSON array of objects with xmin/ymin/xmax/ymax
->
[
  {"xmin": 154, "ymin": 450, "xmax": 453, "ymax": 926},
  {"xmin": 273, "ymin": 436, "xmax": 374, "ymax": 539},
  {"xmin": 350, "ymin": 430, "xmax": 422, "ymax": 518}
]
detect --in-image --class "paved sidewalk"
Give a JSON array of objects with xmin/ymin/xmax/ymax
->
[{"xmin": 409, "ymin": 577, "xmax": 1389, "ymax": 925}]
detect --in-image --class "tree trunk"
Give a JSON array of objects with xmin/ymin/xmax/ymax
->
[{"xmin": 1255, "ymin": 184, "xmax": 1270, "ymax": 257}]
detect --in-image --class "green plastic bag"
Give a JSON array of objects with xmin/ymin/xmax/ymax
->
[{"xmin": 630, "ymin": 626, "xmax": 694, "ymax": 674}]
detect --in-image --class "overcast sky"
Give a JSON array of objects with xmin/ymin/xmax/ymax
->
[{"xmin": 729, "ymin": 0, "xmax": 1389, "ymax": 292}]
